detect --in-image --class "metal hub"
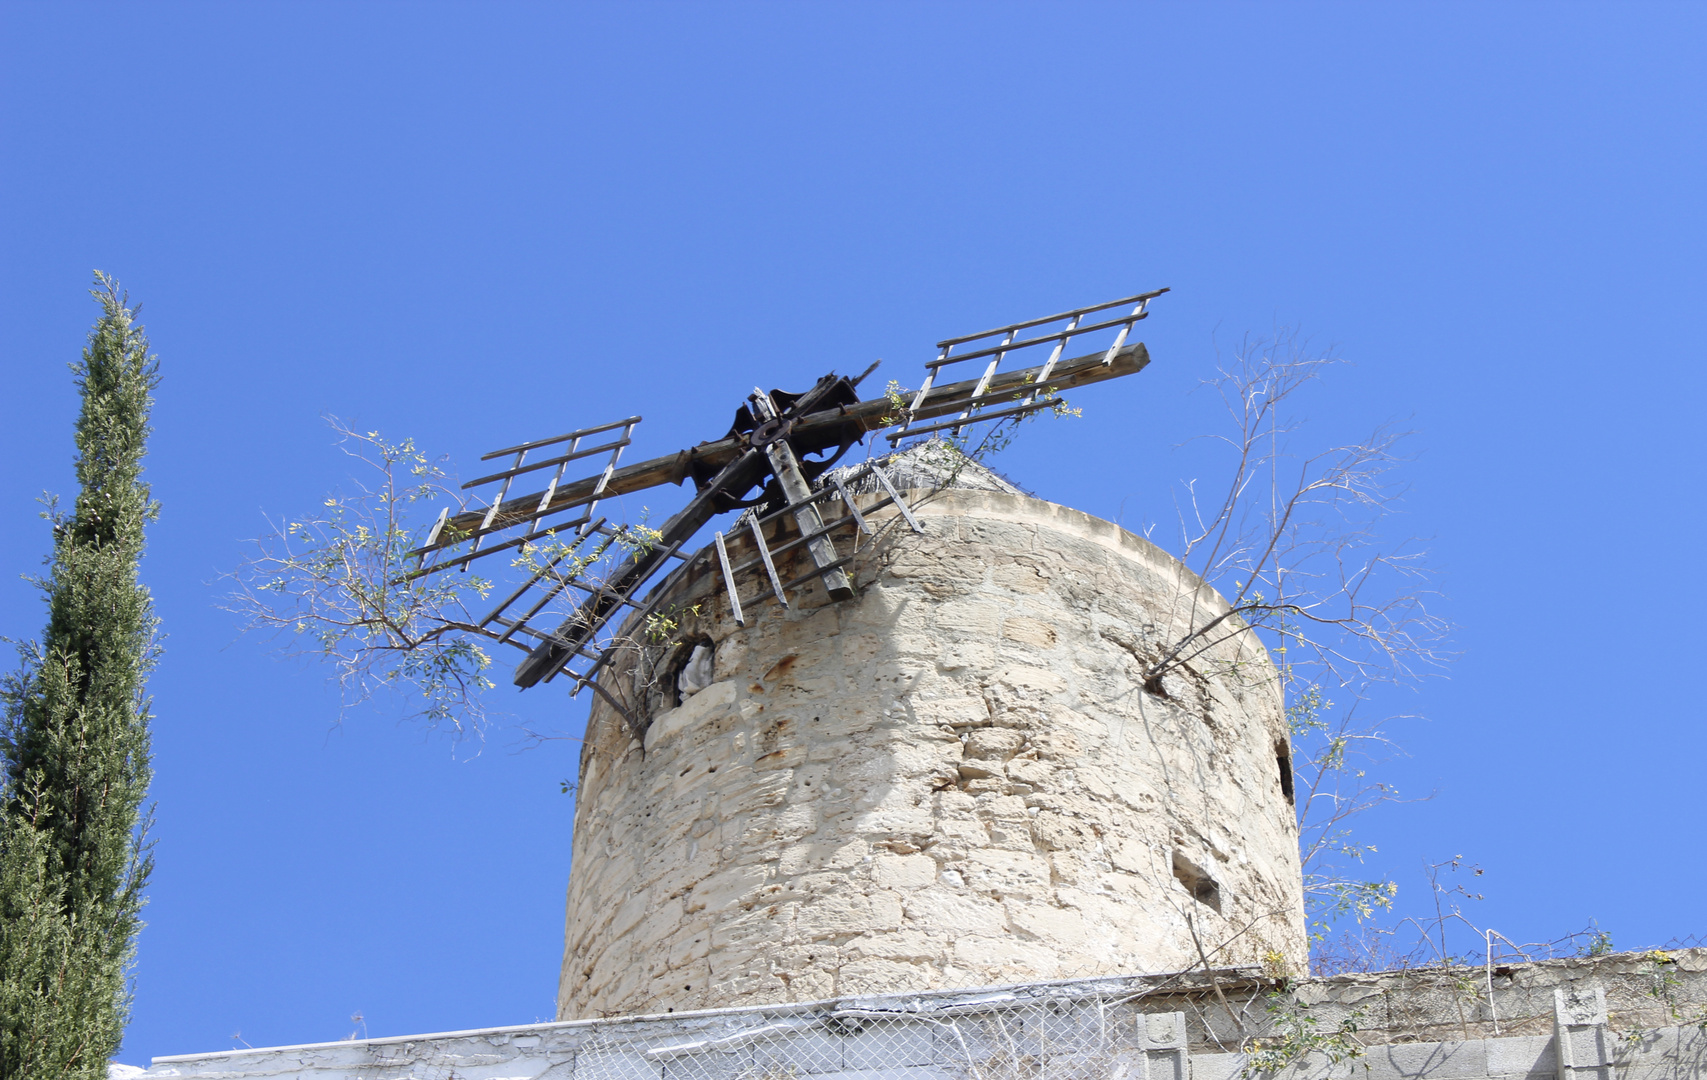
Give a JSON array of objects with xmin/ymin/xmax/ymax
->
[{"xmin": 746, "ymin": 415, "xmax": 794, "ymax": 449}]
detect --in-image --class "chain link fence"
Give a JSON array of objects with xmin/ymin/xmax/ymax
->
[{"xmin": 574, "ymin": 981, "xmax": 1195, "ymax": 1080}]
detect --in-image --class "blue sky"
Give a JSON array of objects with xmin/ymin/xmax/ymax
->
[{"xmin": 2, "ymin": 1, "xmax": 1703, "ymax": 1065}]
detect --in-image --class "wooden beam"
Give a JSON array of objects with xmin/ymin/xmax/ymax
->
[{"xmin": 421, "ymin": 342, "xmax": 1148, "ymax": 555}]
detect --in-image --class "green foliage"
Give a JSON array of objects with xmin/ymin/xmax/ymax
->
[
  {"xmin": 1579, "ymin": 924, "xmax": 1613, "ymax": 958},
  {"xmin": 1278, "ymin": 663, "xmax": 1399, "ymax": 966},
  {"xmin": 1, "ymin": 273, "xmax": 158, "ymax": 1079},
  {"xmin": 883, "ymin": 372, "xmax": 1078, "ymax": 467},
  {"xmin": 879, "ymin": 380, "xmax": 910, "ymax": 426},
  {"xmin": 228, "ymin": 422, "xmax": 497, "ymax": 733},
  {"xmin": 1641, "ymin": 951, "xmax": 1707, "ymax": 1030},
  {"xmin": 1241, "ymin": 988, "xmax": 1366, "ymax": 1078},
  {"xmin": 644, "ymin": 603, "xmax": 702, "ymax": 644},
  {"xmin": 229, "ymin": 426, "xmax": 687, "ymax": 735}
]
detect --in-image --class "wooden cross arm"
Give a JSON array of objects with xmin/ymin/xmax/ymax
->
[{"xmin": 420, "ymin": 342, "xmax": 1149, "ymax": 553}]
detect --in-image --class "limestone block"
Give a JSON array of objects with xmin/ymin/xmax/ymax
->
[
  {"xmin": 1008, "ymin": 903, "xmax": 1091, "ymax": 947},
  {"xmin": 873, "ymin": 854, "xmax": 938, "ymax": 889},
  {"xmin": 665, "ymin": 920, "xmax": 712, "ymax": 969},
  {"xmin": 834, "ymin": 959, "xmax": 931, "ymax": 997},
  {"xmin": 709, "ymin": 904, "xmax": 798, "ymax": 956},
  {"xmin": 644, "ymin": 681, "xmax": 739, "ymax": 753},
  {"xmin": 840, "ymin": 929, "xmax": 944, "ymax": 963},
  {"xmin": 777, "ymin": 839, "xmax": 867, "ymax": 876},
  {"xmin": 951, "ymin": 935, "xmax": 1061, "ymax": 977},
  {"xmin": 797, "ymin": 892, "xmax": 900, "ymax": 940},
  {"xmin": 931, "ymin": 599, "xmax": 1005, "ymax": 638},
  {"xmin": 716, "ymin": 772, "xmax": 792, "ymax": 817},
  {"xmin": 902, "ymin": 890, "xmax": 1008, "ymax": 936},
  {"xmin": 607, "ymin": 893, "xmax": 652, "ymax": 943},
  {"xmin": 991, "ymin": 556, "xmax": 1052, "ymax": 594},
  {"xmin": 851, "ymin": 805, "xmax": 935, "ymax": 839},
  {"xmin": 935, "ymin": 642, "xmax": 996, "ymax": 672},
  {"xmin": 1001, "ymin": 616, "xmax": 1058, "ymax": 649},
  {"xmin": 961, "ymin": 848, "xmax": 1053, "ymax": 901},
  {"xmin": 1006, "ymin": 756, "xmax": 1055, "ymax": 787},
  {"xmin": 688, "ymin": 864, "xmax": 770, "ymax": 915},
  {"xmin": 964, "ymin": 729, "xmax": 1027, "ymax": 760}
]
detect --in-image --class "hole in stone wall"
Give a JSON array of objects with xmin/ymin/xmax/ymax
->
[
  {"xmin": 665, "ymin": 637, "xmax": 715, "ymax": 707},
  {"xmin": 1172, "ymin": 850, "xmax": 1223, "ymax": 914},
  {"xmin": 1276, "ymin": 741, "xmax": 1295, "ymax": 805}
]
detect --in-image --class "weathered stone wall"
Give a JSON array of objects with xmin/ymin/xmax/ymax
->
[
  {"xmin": 558, "ymin": 485, "xmax": 1306, "ymax": 1020},
  {"xmin": 141, "ymin": 951, "xmax": 1707, "ymax": 1080}
]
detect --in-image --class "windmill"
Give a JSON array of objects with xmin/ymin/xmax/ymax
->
[{"xmin": 406, "ymin": 288, "xmax": 1168, "ymax": 709}]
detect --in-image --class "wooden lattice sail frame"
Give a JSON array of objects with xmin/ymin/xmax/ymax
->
[{"xmin": 404, "ymin": 288, "xmax": 1168, "ymax": 697}]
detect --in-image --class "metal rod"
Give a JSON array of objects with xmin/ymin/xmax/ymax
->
[
  {"xmin": 714, "ymin": 531, "xmax": 745, "ymax": 627},
  {"xmin": 480, "ymin": 415, "xmax": 642, "ymax": 460},
  {"xmin": 935, "ymin": 288, "xmax": 1168, "ymax": 348}
]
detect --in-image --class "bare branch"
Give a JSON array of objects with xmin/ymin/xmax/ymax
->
[
  {"xmin": 222, "ymin": 418, "xmax": 669, "ymax": 737},
  {"xmin": 1145, "ymin": 331, "xmax": 1455, "ymax": 974},
  {"xmin": 1151, "ymin": 332, "xmax": 1448, "ymax": 692}
]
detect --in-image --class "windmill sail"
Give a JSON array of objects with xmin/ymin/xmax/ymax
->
[
  {"xmin": 888, "ymin": 288, "xmax": 1168, "ymax": 443},
  {"xmin": 404, "ymin": 288, "xmax": 1167, "ymax": 697}
]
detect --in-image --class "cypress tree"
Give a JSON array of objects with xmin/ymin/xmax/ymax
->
[{"xmin": 0, "ymin": 274, "xmax": 158, "ymax": 1079}]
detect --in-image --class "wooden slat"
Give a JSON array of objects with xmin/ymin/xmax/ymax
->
[
  {"xmin": 887, "ymin": 398, "xmax": 1058, "ymax": 442},
  {"xmin": 926, "ymin": 309, "xmax": 1150, "ymax": 369},
  {"xmin": 477, "ymin": 517, "xmax": 607, "ymax": 628},
  {"xmin": 831, "ymin": 473, "xmax": 869, "ymax": 534},
  {"xmin": 724, "ymin": 500, "xmax": 886, "ymax": 578},
  {"xmin": 936, "ymin": 288, "xmax": 1168, "ymax": 348},
  {"xmin": 780, "ymin": 552, "xmax": 859, "ymax": 593},
  {"xmin": 868, "ymin": 465, "xmax": 923, "ymax": 533},
  {"xmin": 750, "ymin": 517, "xmax": 789, "ymax": 607},
  {"xmin": 463, "ymin": 435, "xmax": 632, "ymax": 489},
  {"xmin": 416, "ymin": 343, "xmax": 1149, "ymax": 554},
  {"xmin": 480, "ymin": 415, "xmax": 641, "ymax": 460},
  {"xmin": 714, "ymin": 531, "xmax": 745, "ymax": 627}
]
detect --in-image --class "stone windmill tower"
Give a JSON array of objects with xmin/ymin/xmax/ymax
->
[{"xmin": 407, "ymin": 291, "xmax": 1306, "ymax": 1022}]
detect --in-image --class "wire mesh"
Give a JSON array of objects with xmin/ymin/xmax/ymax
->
[{"xmin": 573, "ymin": 985, "xmax": 1191, "ymax": 1080}]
